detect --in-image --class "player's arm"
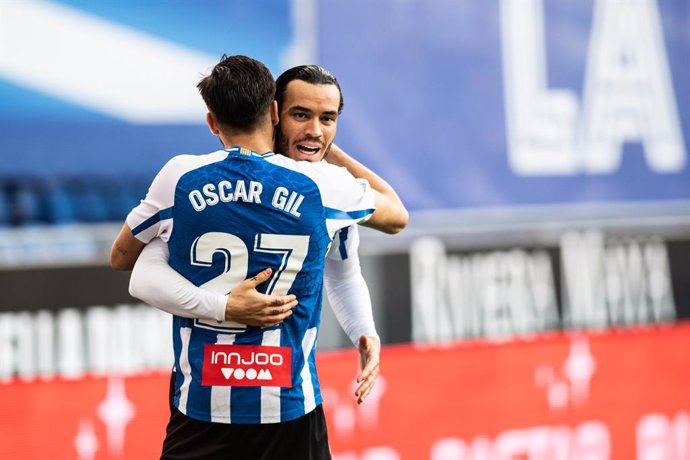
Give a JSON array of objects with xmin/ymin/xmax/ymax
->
[
  {"xmin": 129, "ymin": 238, "xmax": 297, "ymax": 327},
  {"xmin": 110, "ymin": 223, "xmax": 145, "ymax": 270},
  {"xmin": 326, "ymin": 143, "xmax": 408, "ymax": 235},
  {"xmin": 111, "ymin": 154, "xmax": 296, "ymax": 324},
  {"xmin": 324, "ymin": 226, "xmax": 380, "ymax": 404},
  {"xmin": 110, "ymin": 154, "xmax": 182, "ymax": 271}
]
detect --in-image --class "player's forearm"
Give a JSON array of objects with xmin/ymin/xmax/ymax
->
[
  {"xmin": 327, "ymin": 144, "xmax": 408, "ymax": 234},
  {"xmin": 325, "ymin": 143, "xmax": 392, "ymax": 189},
  {"xmin": 110, "ymin": 223, "xmax": 146, "ymax": 270},
  {"xmin": 129, "ymin": 239, "xmax": 227, "ymax": 322},
  {"xmin": 363, "ymin": 192, "xmax": 409, "ymax": 234},
  {"xmin": 324, "ymin": 257, "xmax": 378, "ymax": 346}
]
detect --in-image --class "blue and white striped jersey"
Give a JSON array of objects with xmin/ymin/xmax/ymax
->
[
  {"xmin": 126, "ymin": 147, "xmax": 375, "ymax": 424},
  {"xmin": 328, "ymin": 224, "xmax": 359, "ymax": 262}
]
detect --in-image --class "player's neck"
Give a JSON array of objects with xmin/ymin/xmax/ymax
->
[{"xmin": 221, "ymin": 130, "xmax": 273, "ymax": 155}]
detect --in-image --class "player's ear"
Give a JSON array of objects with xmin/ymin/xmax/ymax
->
[
  {"xmin": 206, "ymin": 112, "xmax": 220, "ymax": 135},
  {"xmin": 270, "ymin": 101, "xmax": 279, "ymax": 126}
]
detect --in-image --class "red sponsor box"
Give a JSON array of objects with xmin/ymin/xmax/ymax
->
[{"xmin": 201, "ymin": 344, "xmax": 292, "ymax": 387}]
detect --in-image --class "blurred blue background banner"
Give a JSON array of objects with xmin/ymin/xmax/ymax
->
[
  {"xmin": 0, "ymin": 0, "xmax": 297, "ymax": 177},
  {"xmin": 321, "ymin": 0, "xmax": 690, "ymax": 212},
  {"xmin": 1, "ymin": 0, "xmax": 688, "ymax": 213}
]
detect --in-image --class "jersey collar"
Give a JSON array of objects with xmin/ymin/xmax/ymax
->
[{"xmin": 225, "ymin": 146, "xmax": 275, "ymax": 159}]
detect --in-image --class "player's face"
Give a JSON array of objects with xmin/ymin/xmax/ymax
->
[{"xmin": 278, "ymin": 80, "xmax": 340, "ymax": 162}]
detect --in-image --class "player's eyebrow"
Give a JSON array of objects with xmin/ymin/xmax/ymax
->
[
  {"xmin": 288, "ymin": 106, "xmax": 338, "ymax": 118},
  {"xmin": 289, "ymin": 105, "xmax": 312, "ymax": 114}
]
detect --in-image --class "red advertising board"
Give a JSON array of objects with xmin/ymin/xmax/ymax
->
[
  {"xmin": 0, "ymin": 372, "xmax": 169, "ymax": 459},
  {"xmin": 321, "ymin": 324, "xmax": 690, "ymax": 459},
  {"xmin": 1, "ymin": 324, "xmax": 689, "ymax": 459}
]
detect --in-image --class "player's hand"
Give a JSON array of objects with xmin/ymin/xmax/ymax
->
[
  {"xmin": 225, "ymin": 268, "xmax": 298, "ymax": 327},
  {"xmin": 355, "ymin": 335, "xmax": 380, "ymax": 404}
]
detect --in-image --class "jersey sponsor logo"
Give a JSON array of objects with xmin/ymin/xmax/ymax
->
[{"xmin": 201, "ymin": 344, "xmax": 292, "ymax": 387}]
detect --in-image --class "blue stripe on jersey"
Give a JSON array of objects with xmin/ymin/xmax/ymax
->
[
  {"xmin": 308, "ymin": 341, "xmax": 321, "ymax": 413},
  {"xmin": 338, "ymin": 227, "xmax": 350, "ymax": 260},
  {"xmin": 172, "ymin": 319, "xmax": 184, "ymax": 408},
  {"xmin": 185, "ymin": 326, "xmax": 213, "ymax": 422},
  {"xmin": 324, "ymin": 207, "xmax": 374, "ymax": 220},
  {"xmin": 131, "ymin": 207, "xmax": 172, "ymax": 235},
  {"xmin": 230, "ymin": 333, "xmax": 262, "ymax": 424}
]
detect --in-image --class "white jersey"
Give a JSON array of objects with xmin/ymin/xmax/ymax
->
[{"xmin": 126, "ymin": 146, "xmax": 375, "ymax": 423}]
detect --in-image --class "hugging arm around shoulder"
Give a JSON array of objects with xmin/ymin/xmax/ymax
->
[
  {"xmin": 130, "ymin": 234, "xmax": 378, "ymax": 346},
  {"xmin": 326, "ymin": 144, "xmax": 409, "ymax": 235}
]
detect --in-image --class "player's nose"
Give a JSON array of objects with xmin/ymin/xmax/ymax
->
[{"xmin": 304, "ymin": 117, "xmax": 322, "ymax": 138}]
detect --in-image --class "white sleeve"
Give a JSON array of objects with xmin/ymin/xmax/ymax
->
[
  {"xmin": 126, "ymin": 151, "xmax": 227, "ymax": 243},
  {"xmin": 267, "ymin": 157, "xmax": 376, "ymax": 236},
  {"xmin": 324, "ymin": 226, "xmax": 378, "ymax": 346},
  {"xmin": 129, "ymin": 238, "xmax": 227, "ymax": 322},
  {"xmin": 319, "ymin": 166, "xmax": 376, "ymax": 237}
]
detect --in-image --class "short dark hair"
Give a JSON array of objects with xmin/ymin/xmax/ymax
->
[
  {"xmin": 197, "ymin": 54, "xmax": 276, "ymax": 132},
  {"xmin": 275, "ymin": 65, "xmax": 344, "ymax": 114}
]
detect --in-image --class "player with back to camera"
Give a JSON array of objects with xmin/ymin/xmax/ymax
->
[
  {"xmin": 127, "ymin": 64, "xmax": 401, "ymax": 410},
  {"xmin": 110, "ymin": 56, "xmax": 408, "ymax": 459}
]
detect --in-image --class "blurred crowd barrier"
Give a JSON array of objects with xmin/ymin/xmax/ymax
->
[{"xmin": 0, "ymin": 176, "xmax": 148, "ymax": 227}]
